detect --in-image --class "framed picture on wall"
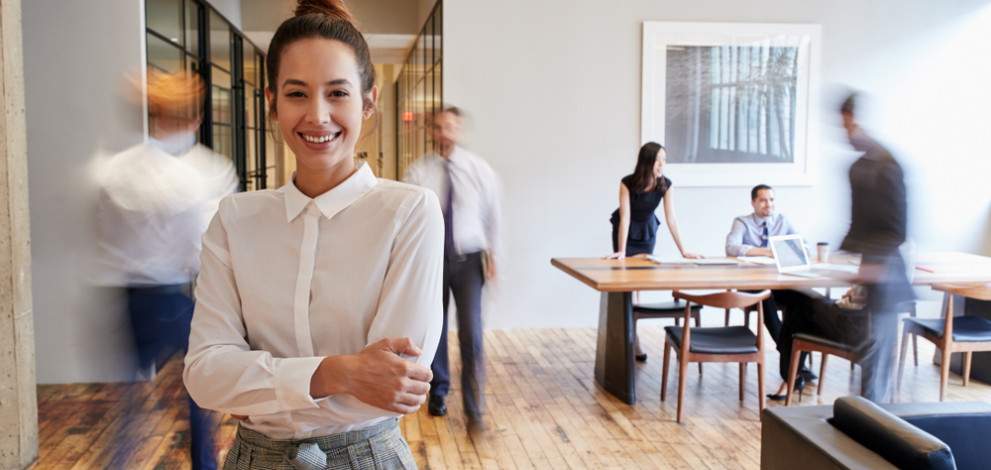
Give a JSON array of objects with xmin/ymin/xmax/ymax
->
[{"xmin": 641, "ymin": 22, "xmax": 821, "ymax": 186}]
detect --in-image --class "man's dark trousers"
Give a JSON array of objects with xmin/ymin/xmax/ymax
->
[
  {"xmin": 430, "ymin": 251, "xmax": 486, "ymax": 421},
  {"xmin": 127, "ymin": 287, "xmax": 216, "ymax": 470}
]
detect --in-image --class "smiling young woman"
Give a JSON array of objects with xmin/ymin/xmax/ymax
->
[
  {"xmin": 266, "ymin": 36, "xmax": 376, "ymax": 197},
  {"xmin": 183, "ymin": 1, "xmax": 444, "ymax": 468}
]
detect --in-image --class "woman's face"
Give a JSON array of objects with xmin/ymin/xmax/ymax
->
[
  {"xmin": 653, "ymin": 148, "xmax": 667, "ymax": 177},
  {"xmin": 266, "ymin": 38, "xmax": 375, "ymax": 176}
]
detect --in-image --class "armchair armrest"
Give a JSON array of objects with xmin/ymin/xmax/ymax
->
[{"xmin": 830, "ymin": 396, "xmax": 953, "ymax": 470}]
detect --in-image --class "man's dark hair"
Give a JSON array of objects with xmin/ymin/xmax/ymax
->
[{"xmin": 751, "ymin": 184, "xmax": 773, "ymax": 201}]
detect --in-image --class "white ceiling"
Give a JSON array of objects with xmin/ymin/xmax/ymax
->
[{"xmin": 239, "ymin": 0, "xmax": 426, "ymax": 64}]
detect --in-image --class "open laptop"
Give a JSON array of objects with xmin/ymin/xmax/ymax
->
[{"xmin": 769, "ymin": 234, "xmax": 858, "ymax": 277}]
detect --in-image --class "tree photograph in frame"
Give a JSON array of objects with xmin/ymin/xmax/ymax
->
[{"xmin": 641, "ymin": 22, "xmax": 821, "ymax": 186}]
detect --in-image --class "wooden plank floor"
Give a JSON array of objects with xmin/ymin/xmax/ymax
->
[{"xmin": 31, "ymin": 319, "xmax": 991, "ymax": 469}]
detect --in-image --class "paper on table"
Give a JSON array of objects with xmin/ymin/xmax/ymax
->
[
  {"xmin": 646, "ymin": 255, "xmax": 739, "ymax": 265},
  {"xmin": 737, "ymin": 256, "xmax": 776, "ymax": 265}
]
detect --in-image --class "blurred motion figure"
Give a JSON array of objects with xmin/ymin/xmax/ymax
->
[
  {"xmin": 838, "ymin": 93, "xmax": 913, "ymax": 403},
  {"xmin": 94, "ymin": 69, "xmax": 236, "ymax": 469},
  {"xmin": 404, "ymin": 106, "xmax": 502, "ymax": 432}
]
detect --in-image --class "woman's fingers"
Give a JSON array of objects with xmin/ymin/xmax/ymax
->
[
  {"xmin": 377, "ymin": 337, "xmax": 422, "ymax": 358},
  {"xmin": 406, "ymin": 363, "xmax": 433, "ymax": 384}
]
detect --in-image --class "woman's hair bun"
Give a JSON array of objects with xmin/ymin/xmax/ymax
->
[{"xmin": 294, "ymin": 0, "xmax": 354, "ymax": 23}]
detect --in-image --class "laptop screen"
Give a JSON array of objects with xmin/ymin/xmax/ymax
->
[{"xmin": 769, "ymin": 235, "xmax": 810, "ymax": 272}]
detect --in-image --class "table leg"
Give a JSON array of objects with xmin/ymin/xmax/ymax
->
[{"xmin": 595, "ymin": 291, "xmax": 635, "ymax": 404}]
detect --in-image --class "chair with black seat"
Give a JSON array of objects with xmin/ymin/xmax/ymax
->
[
  {"xmin": 633, "ymin": 299, "xmax": 702, "ymax": 362},
  {"xmin": 782, "ymin": 301, "xmax": 917, "ymax": 405},
  {"xmin": 785, "ymin": 331, "xmax": 861, "ymax": 405},
  {"xmin": 661, "ymin": 289, "xmax": 770, "ymax": 422},
  {"xmin": 783, "ymin": 297, "xmax": 876, "ymax": 405},
  {"xmin": 728, "ymin": 292, "xmax": 816, "ymax": 370},
  {"xmin": 784, "ymin": 241, "xmax": 917, "ymax": 405},
  {"xmin": 898, "ymin": 282, "xmax": 991, "ymax": 401}
]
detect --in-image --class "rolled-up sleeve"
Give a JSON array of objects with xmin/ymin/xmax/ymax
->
[{"xmin": 725, "ymin": 217, "xmax": 754, "ymax": 257}]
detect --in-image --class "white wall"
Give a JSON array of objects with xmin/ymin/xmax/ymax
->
[
  {"xmin": 24, "ymin": 0, "xmax": 245, "ymax": 383},
  {"xmin": 24, "ymin": 0, "xmax": 147, "ymax": 382},
  {"xmin": 24, "ymin": 0, "xmax": 991, "ymax": 383},
  {"xmin": 444, "ymin": 0, "xmax": 991, "ymax": 328}
]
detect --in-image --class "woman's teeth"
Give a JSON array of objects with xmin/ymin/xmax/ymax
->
[{"xmin": 302, "ymin": 134, "xmax": 334, "ymax": 143}]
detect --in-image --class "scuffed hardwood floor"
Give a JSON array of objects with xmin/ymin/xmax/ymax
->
[{"xmin": 31, "ymin": 321, "xmax": 991, "ymax": 469}]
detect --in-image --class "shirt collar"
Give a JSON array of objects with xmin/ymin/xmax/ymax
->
[
  {"xmin": 280, "ymin": 162, "xmax": 378, "ymax": 222},
  {"xmin": 752, "ymin": 212, "xmax": 776, "ymax": 225},
  {"xmin": 448, "ymin": 146, "xmax": 464, "ymax": 164},
  {"xmin": 435, "ymin": 145, "xmax": 464, "ymax": 167},
  {"xmin": 149, "ymin": 132, "xmax": 197, "ymax": 156}
]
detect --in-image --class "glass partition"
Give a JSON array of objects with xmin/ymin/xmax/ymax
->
[
  {"xmin": 145, "ymin": 0, "xmax": 267, "ymax": 191},
  {"xmin": 396, "ymin": 1, "xmax": 442, "ymax": 177}
]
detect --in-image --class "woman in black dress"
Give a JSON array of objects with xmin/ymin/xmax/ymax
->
[{"xmin": 605, "ymin": 142, "xmax": 702, "ymax": 361}]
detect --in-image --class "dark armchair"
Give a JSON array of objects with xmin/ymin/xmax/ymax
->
[{"xmin": 761, "ymin": 396, "xmax": 991, "ymax": 470}]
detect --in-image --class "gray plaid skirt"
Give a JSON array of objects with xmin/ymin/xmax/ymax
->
[{"xmin": 223, "ymin": 419, "xmax": 417, "ymax": 470}]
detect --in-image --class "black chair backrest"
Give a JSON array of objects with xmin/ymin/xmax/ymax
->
[
  {"xmin": 829, "ymin": 396, "xmax": 954, "ymax": 470},
  {"xmin": 904, "ymin": 412, "xmax": 991, "ymax": 470}
]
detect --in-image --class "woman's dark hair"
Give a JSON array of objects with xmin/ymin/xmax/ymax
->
[
  {"xmin": 265, "ymin": 0, "xmax": 376, "ymax": 116},
  {"xmin": 629, "ymin": 142, "xmax": 667, "ymax": 193}
]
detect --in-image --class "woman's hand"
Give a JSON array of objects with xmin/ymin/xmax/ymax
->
[
  {"xmin": 681, "ymin": 252, "xmax": 705, "ymax": 259},
  {"xmin": 603, "ymin": 251, "xmax": 626, "ymax": 260},
  {"xmin": 310, "ymin": 338, "xmax": 433, "ymax": 414}
]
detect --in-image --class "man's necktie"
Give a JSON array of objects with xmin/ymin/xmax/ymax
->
[
  {"xmin": 444, "ymin": 162, "xmax": 455, "ymax": 253},
  {"xmin": 760, "ymin": 222, "xmax": 769, "ymax": 248}
]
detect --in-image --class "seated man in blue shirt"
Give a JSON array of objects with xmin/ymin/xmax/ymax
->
[
  {"xmin": 725, "ymin": 184, "xmax": 816, "ymax": 383},
  {"xmin": 726, "ymin": 184, "xmax": 798, "ymax": 258}
]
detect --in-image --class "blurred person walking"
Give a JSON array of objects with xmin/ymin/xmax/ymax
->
[
  {"xmin": 404, "ymin": 106, "xmax": 502, "ymax": 432},
  {"xmin": 838, "ymin": 93, "xmax": 913, "ymax": 403},
  {"xmin": 94, "ymin": 69, "xmax": 237, "ymax": 469}
]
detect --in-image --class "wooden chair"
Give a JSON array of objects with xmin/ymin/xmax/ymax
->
[
  {"xmin": 727, "ymin": 290, "xmax": 825, "ymax": 369},
  {"xmin": 661, "ymin": 290, "xmax": 770, "ymax": 422},
  {"xmin": 785, "ymin": 332, "xmax": 860, "ymax": 405},
  {"xmin": 636, "ymin": 300, "xmax": 701, "ymax": 327},
  {"xmin": 725, "ymin": 304, "xmax": 755, "ymax": 328},
  {"xmin": 783, "ymin": 295, "xmax": 915, "ymax": 405},
  {"xmin": 898, "ymin": 283, "xmax": 991, "ymax": 401},
  {"xmin": 634, "ymin": 299, "xmax": 702, "ymax": 360},
  {"xmin": 899, "ymin": 300, "xmax": 920, "ymax": 366}
]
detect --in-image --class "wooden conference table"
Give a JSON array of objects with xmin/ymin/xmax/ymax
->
[{"xmin": 551, "ymin": 252, "xmax": 991, "ymax": 404}]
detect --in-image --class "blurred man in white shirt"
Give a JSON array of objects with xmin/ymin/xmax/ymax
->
[
  {"xmin": 94, "ymin": 70, "xmax": 236, "ymax": 470},
  {"xmin": 404, "ymin": 106, "xmax": 502, "ymax": 432}
]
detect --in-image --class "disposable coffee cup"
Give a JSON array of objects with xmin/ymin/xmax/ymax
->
[{"xmin": 817, "ymin": 242, "xmax": 829, "ymax": 263}]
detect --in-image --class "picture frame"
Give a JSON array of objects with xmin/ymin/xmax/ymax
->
[{"xmin": 641, "ymin": 22, "xmax": 822, "ymax": 187}]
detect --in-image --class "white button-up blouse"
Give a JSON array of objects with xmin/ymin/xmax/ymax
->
[{"xmin": 184, "ymin": 163, "xmax": 444, "ymax": 439}]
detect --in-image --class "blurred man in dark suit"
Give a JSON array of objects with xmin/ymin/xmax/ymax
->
[{"xmin": 839, "ymin": 93, "xmax": 913, "ymax": 403}]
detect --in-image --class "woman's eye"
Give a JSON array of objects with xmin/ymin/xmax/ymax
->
[
  {"xmin": 285, "ymin": 90, "xmax": 305, "ymax": 98},
  {"xmin": 329, "ymin": 90, "xmax": 349, "ymax": 98}
]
